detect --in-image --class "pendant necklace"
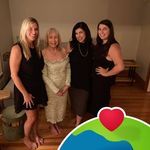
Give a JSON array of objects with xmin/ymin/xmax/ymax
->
[{"xmin": 78, "ymin": 44, "xmax": 88, "ymax": 57}]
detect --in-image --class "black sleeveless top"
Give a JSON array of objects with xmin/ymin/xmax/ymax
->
[
  {"xmin": 13, "ymin": 42, "xmax": 48, "ymax": 113},
  {"xmin": 93, "ymin": 40, "xmax": 118, "ymax": 85},
  {"xmin": 89, "ymin": 40, "xmax": 118, "ymax": 116},
  {"xmin": 69, "ymin": 43, "xmax": 93, "ymax": 91}
]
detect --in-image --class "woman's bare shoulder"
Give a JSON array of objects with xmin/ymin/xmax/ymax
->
[
  {"xmin": 108, "ymin": 43, "xmax": 121, "ymax": 55},
  {"xmin": 11, "ymin": 44, "xmax": 22, "ymax": 54},
  {"xmin": 10, "ymin": 44, "xmax": 22, "ymax": 64},
  {"xmin": 60, "ymin": 47, "xmax": 67, "ymax": 56},
  {"xmin": 65, "ymin": 42, "xmax": 72, "ymax": 53},
  {"xmin": 41, "ymin": 48, "xmax": 48, "ymax": 56},
  {"xmin": 110, "ymin": 43, "xmax": 121, "ymax": 50}
]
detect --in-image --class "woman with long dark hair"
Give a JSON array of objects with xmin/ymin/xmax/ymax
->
[
  {"xmin": 89, "ymin": 19, "xmax": 124, "ymax": 116},
  {"xmin": 67, "ymin": 22, "xmax": 93, "ymax": 126}
]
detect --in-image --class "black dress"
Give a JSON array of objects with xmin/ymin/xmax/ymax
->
[
  {"xmin": 69, "ymin": 43, "xmax": 92, "ymax": 116},
  {"xmin": 89, "ymin": 41, "xmax": 117, "ymax": 116},
  {"xmin": 13, "ymin": 43, "xmax": 48, "ymax": 113}
]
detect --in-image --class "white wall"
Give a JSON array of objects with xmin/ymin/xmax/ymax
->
[
  {"xmin": 2, "ymin": 0, "xmax": 148, "ymax": 81},
  {"xmin": 136, "ymin": 0, "xmax": 150, "ymax": 81},
  {"xmin": 9, "ymin": 0, "xmax": 144, "ymax": 59}
]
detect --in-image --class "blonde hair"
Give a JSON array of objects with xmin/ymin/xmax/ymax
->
[
  {"xmin": 45, "ymin": 28, "xmax": 61, "ymax": 48},
  {"xmin": 19, "ymin": 17, "xmax": 39, "ymax": 60}
]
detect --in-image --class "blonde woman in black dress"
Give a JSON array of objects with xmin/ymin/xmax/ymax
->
[{"xmin": 10, "ymin": 17, "xmax": 48, "ymax": 149}]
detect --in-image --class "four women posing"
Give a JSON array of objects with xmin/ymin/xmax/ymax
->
[{"xmin": 10, "ymin": 17, "xmax": 124, "ymax": 149}]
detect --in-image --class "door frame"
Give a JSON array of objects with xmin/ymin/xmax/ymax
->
[{"xmin": 145, "ymin": 63, "xmax": 150, "ymax": 92}]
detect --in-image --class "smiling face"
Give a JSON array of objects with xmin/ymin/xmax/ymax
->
[
  {"xmin": 98, "ymin": 24, "xmax": 110, "ymax": 43},
  {"xmin": 75, "ymin": 28, "xmax": 86, "ymax": 43},
  {"xmin": 26, "ymin": 23, "xmax": 39, "ymax": 43},
  {"xmin": 48, "ymin": 31, "xmax": 59, "ymax": 48}
]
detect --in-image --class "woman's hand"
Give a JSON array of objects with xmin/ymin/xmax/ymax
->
[
  {"xmin": 61, "ymin": 85, "xmax": 70, "ymax": 95},
  {"xmin": 56, "ymin": 90, "xmax": 63, "ymax": 96},
  {"xmin": 96, "ymin": 67, "xmax": 109, "ymax": 77},
  {"xmin": 23, "ymin": 92, "xmax": 35, "ymax": 108},
  {"xmin": 56, "ymin": 85, "xmax": 69, "ymax": 96}
]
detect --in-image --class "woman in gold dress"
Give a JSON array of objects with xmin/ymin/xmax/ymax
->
[{"xmin": 42, "ymin": 28, "xmax": 70, "ymax": 134}]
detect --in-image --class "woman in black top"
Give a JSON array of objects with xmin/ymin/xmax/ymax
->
[
  {"xmin": 10, "ymin": 17, "xmax": 47, "ymax": 149},
  {"xmin": 68, "ymin": 22, "xmax": 93, "ymax": 126},
  {"xmin": 89, "ymin": 19, "xmax": 124, "ymax": 116}
]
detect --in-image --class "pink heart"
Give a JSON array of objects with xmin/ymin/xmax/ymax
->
[{"xmin": 98, "ymin": 107, "xmax": 125, "ymax": 131}]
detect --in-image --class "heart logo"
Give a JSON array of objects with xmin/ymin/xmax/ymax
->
[{"xmin": 98, "ymin": 107, "xmax": 125, "ymax": 131}]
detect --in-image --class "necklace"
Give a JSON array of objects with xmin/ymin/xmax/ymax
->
[{"xmin": 78, "ymin": 44, "xmax": 88, "ymax": 57}]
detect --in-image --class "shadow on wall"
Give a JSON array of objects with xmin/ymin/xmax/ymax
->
[
  {"xmin": 0, "ymin": 51, "xmax": 10, "ymax": 89},
  {"xmin": 0, "ymin": 51, "xmax": 13, "ymax": 107}
]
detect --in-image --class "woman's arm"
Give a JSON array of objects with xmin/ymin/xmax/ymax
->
[
  {"xmin": 65, "ymin": 42, "xmax": 72, "ymax": 54},
  {"xmin": 65, "ymin": 60, "xmax": 71, "ymax": 86},
  {"xmin": 96, "ymin": 43, "xmax": 124, "ymax": 77},
  {"xmin": 9, "ymin": 45, "xmax": 34, "ymax": 108},
  {"xmin": 42, "ymin": 65, "xmax": 60, "ymax": 94},
  {"xmin": 61, "ymin": 60, "xmax": 71, "ymax": 95}
]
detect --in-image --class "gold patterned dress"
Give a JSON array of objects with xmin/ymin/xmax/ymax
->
[{"xmin": 42, "ymin": 56, "xmax": 70, "ymax": 124}]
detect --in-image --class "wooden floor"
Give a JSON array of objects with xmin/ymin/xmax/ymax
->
[{"xmin": 0, "ymin": 82, "xmax": 150, "ymax": 150}]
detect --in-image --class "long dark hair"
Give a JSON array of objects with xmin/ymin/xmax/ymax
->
[
  {"xmin": 70, "ymin": 22, "xmax": 92, "ymax": 48},
  {"xmin": 96, "ymin": 19, "xmax": 117, "ymax": 55},
  {"xmin": 96, "ymin": 19, "xmax": 115, "ymax": 44}
]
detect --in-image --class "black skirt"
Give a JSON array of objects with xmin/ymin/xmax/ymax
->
[{"xmin": 69, "ymin": 87, "xmax": 89, "ymax": 117}]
